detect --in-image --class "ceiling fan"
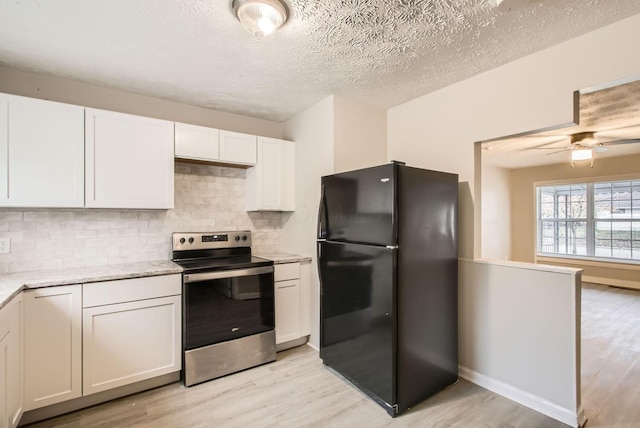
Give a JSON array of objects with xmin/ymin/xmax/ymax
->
[{"xmin": 532, "ymin": 127, "xmax": 640, "ymax": 167}]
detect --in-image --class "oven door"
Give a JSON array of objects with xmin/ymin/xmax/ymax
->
[{"xmin": 183, "ymin": 265, "xmax": 275, "ymax": 350}]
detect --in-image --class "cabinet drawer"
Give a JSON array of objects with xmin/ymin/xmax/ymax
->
[
  {"xmin": 83, "ymin": 274, "xmax": 181, "ymax": 308},
  {"xmin": 274, "ymin": 263, "xmax": 300, "ymax": 282}
]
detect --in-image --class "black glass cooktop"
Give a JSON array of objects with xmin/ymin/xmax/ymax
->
[{"xmin": 173, "ymin": 255, "xmax": 273, "ymax": 274}]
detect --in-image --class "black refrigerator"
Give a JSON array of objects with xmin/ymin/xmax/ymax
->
[{"xmin": 317, "ymin": 162, "xmax": 458, "ymax": 416}]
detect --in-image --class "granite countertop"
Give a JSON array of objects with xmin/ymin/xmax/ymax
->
[
  {"xmin": 0, "ymin": 260, "xmax": 183, "ymax": 310},
  {"xmin": 255, "ymin": 252, "xmax": 312, "ymax": 264}
]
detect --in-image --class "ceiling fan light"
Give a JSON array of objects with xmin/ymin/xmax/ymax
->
[
  {"xmin": 233, "ymin": 0, "xmax": 288, "ymax": 39},
  {"xmin": 571, "ymin": 148, "xmax": 593, "ymax": 161}
]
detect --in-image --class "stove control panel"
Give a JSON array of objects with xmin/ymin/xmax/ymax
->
[{"xmin": 172, "ymin": 231, "xmax": 251, "ymax": 251}]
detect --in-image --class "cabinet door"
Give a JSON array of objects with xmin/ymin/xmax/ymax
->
[
  {"xmin": 85, "ymin": 108, "xmax": 174, "ymax": 209},
  {"xmin": 6, "ymin": 295, "xmax": 23, "ymax": 428},
  {"xmin": 0, "ymin": 302, "xmax": 8, "ymax": 428},
  {"xmin": 24, "ymin": 285, "xmax": 82, "ymax": 411},
  {"xmin": 275, "ymin": 279, "xmax": 301, "ymax": 344},
  {"xmin": 0, "ymin": 93, "xmax": 84, "ymax": 207},
  {"xmin": 246, "ymin": 137, "xmax": 295, "ymax": 211},
  {"xmin": 219, "ymin": 130, "xmax": 256, "ymax": 165},
  {"xmin": 0, "ymin": 333, "xmax": 7, "ymax": 428},
  {"xmin": 82, "ymin": 295, "xmax": 181, "ymax": 396},
  {"xmin": 175, "ymin": 122, "xmax": 219, "ymax": 161}
]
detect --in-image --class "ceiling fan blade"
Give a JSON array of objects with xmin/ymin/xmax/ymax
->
[
  {"xmin": 601, "ymin": 138, "xmax": 640, "ymax": 146},
  {"xmin": 545, "ymin": 148, "xmax": 572, "ymax": 155},
  {"xmin": 533, "ymin": 146, "xmax": 571, "ymax": 150},
  {"xmin": 594, "ymin": 145, "xmax": 610, "ymax": 153},
  {"xmin": 528, "ymin": 137, "xmax": 571, "ymax": 149},
  {"xmin": 594, "ymin": 125, "xmax": 640, "ymax": 141}
]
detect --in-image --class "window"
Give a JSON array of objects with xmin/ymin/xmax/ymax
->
[{"xmin": 537, "ymin": 179, "xmax": 640, "ymax": 261}]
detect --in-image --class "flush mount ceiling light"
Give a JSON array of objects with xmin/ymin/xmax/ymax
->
[
  {"xmin": 570, "ymin": 148, "xmax": 593, "ymax": 167},
  {"xmin": 232, "ymin": 0, "xmax": 289, "ymax": 39}
]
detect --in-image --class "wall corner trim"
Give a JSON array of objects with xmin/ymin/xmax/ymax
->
[{"xmin": 458, "ymin": 365, "xmax": 581, "ymax": 428}]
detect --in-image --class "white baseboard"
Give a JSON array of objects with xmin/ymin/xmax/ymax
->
[
  {"xmin": 306, "ymin": 341, "xmax": 319, "ymax": 352},
  {"xmin": 459, "ymin": 365, "xmax": 581, "ymax": 428}
]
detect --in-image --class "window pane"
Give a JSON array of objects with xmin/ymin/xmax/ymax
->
[
  {"xmin": 540, "ymin": 188, "xmax": 555, "ymax": 203},
  {"xmin": 594, "ymin": 183, "xmax": 612, "ymax": 219},
  {"xmin": 633, "ymin": 222, "xmax": 640, "ymax": 260},
  {"xmin": 537, "ymin": 180, "xmax": 639, "ymax": 262},
  {"xmin": 566, "ymin": 221, "xmax": 587, "ymax": 256},
  {"xmin": 595, "ymin": 221, "xmax": 612, "ymax": 257},
  {"xmin": 540, "ymin": 202, "xmax": 555, "ymax": 219},
  {"xmin": 633, "ymin": 183, "xmax": 640, "ymax": 219},
  {"xmin": 612, "ymin": 181, "xmax": 632, "ymax": 219}
]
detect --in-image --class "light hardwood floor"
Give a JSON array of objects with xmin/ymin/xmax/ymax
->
[
  {"xmin": 580, "ymin": 282, "xmax": 640, "ymax": 428},
  {"xmin": 25, "ymin": 283, "xmax": 639, "ymax": 428}
]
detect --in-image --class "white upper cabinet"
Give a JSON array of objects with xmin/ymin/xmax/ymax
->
[
  {"xmin": 85, "ymin": 108, "xmax": 174, "ymax": 209},
  {"xmin": 246, "ymin": 137, "xmax": 295, "ymax": 211},
  {"xmin": 0, "ymin": 93, "xmax": 84, "ymax": 208},
  {"xmin": 219, "ymin": 130, "xmax": 257, "ymax": 165},
  {"xmin": 175, "ymin": 122, "xmax": 220, "ymax": 162}
]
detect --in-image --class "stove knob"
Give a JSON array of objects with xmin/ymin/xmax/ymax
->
[
  {"xmin": 235, "ymin": 236, "xmax": 240, "ymax": 242},
  {"xmin": 179, "ymin": 238, "xmax": 186, "ymax": 244},
  {"xmin": 242, "ymin": 235, "xmax": 247, "ymax": 241},
  {"xmin": 188, "ymin": 237, "xmax": 195, "ymax": 244}
]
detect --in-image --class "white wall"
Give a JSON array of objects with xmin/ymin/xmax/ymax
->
[
  {"xmin": 459, "ymin": 259, "xmax": 583, "ymax": 427},
  {"xmin": 282, "ymin": 96, "xmax": 335, "ymax": 349},
  {"xmin": 333, "ymin": 95, "xmax": 387, "ymax": 173},
  {"xmin": 388, "ymin": 13, "xmax": 640, "ymax": 428},
  {"xmin": 0, "ymin": 66, "xmax": 283, "ymax": 138},
  {"xmin": 481, "ymin": 164, "xmax": 512, "ymax": 259},
  {"xmin": 388, "ymin": 13, "xmax": 640, "ymax": 259}
]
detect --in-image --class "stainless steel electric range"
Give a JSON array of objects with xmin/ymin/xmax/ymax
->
[{"xmin": 171, "ymin": 231, "xmax": 275, "ymax": 387}]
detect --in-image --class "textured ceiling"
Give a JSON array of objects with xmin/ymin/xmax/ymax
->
[
  {"xmin": 482, "ymin": 79, "xmax": 640, "ymax": 169},
  {"xmin": 0, "ymin": 0, "xmax": 639, "ymax": 121}
]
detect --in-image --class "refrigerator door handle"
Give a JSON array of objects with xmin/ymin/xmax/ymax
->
[
  {"xmin": 386, "ymin": 245, "xmax": 398, "ymax": 249},
  {"xmin": 317, "ymin": 184, "xmax": 328, "ymax": 239}
]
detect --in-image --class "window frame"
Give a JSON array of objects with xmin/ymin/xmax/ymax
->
[{"xmin": 535, "ymin": 175, "xmax": 640, "ymax": 264}]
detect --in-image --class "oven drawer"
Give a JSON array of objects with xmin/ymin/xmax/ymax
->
[
  {"xmin": 275, "ymin": 263, "xmax": 300, "ymax": 282},
  {"xmin": 83, "ymin": 274, "xmax": 182, "ymax": 308}
]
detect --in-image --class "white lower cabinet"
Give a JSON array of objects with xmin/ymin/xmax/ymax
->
[
  {"xmin": 82, "ymin": 292, "xmax": 181, "ymax": 395},
  {"xmin": 24, "ymin": 285, "xmax": 82, "ymax": 411},
  {"xmin": 274, "ymin": 262, "xmax": 311, "ymax": 348},
  {"xmin": 22, "ymin": 274, "xmax": 182, "ymax": 416},
  {"xmin": 275, "ymin": 279, "xmax": 301, "ymax": 344},
  {"xmin": 6, "ymin": 294, "xmax": 23, "ymax": 428},
  {"xmin": 0, "ymin": 293, "xmax": 22, "ymax": 428},
  {"xmin": 0, "ymin": 326, "xmax": 7, "ymax": 428}
]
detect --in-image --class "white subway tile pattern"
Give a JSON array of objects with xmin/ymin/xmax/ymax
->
[{"xmin": 0, "ymin": 163, "xmax": 283, "ymax": 273}]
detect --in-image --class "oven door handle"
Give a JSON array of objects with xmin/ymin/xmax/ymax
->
[{"xmin": 183, "ymin": 266, "xmax": 274, "ymax": 283}]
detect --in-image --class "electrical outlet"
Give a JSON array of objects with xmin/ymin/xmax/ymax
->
[{"xmin": 0, "ymin": 238, "xmax": 10, "ymax": 254}]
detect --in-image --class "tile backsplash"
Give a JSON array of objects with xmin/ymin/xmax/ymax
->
[{"xmin": 0, "ymin": 163, "xmax": 283, "ymax": 273}]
